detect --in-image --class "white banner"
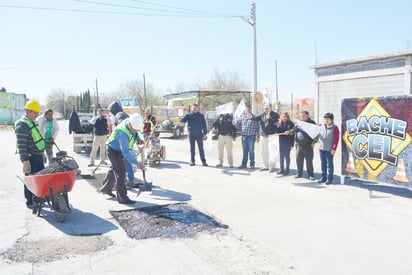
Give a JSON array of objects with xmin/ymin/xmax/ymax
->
[
  {"xmin": 205, "ymin": 130, "xmax": 214, "ymax": 152},
  {"xmin": 216, "ymin": 102, "xmax": 233, "ymax": 115},
  {"xmin": 234, "ymin": 99, "xmax": 246, "ymax": 119},
  {"xmin": 295, "ymin": 120, "xmax": 322, "ymax": 139},
  {"xmin": 269, "ymin": 134, "xmax": 280, "ymax": 164}
]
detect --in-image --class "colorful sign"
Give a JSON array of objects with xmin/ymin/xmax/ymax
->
[
  {"xmin": 0, "ymin": 92, "xmax": 12, "ymax": 109},
  {"xmin": 119, "ymin": 98, "xmax": 139, "ymax": 107},
  {"xmin": 342, "ymin": 96, "xmax": 412, "ymax": 187}
]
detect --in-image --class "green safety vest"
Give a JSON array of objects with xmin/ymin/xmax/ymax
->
[
  {"xmin": 15, "ymin": 117, "xmax": 46, "ymax": 151},
  {"xmin": 107, "ymin": 118, "xmax": 135, "ymax": 150}
]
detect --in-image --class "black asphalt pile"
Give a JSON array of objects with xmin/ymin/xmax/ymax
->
[
  {"xmin": 110, "ymin": 203, "xmax": 228, "ymax": 240},
  {"xmin": 35, "ymin": 161, "xmax": 73, "ymax": 175}
]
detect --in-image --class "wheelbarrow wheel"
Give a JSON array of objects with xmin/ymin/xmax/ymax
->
[{"xmin": 53, "ymin": 194, "xmax": 69, "ymax": 222}]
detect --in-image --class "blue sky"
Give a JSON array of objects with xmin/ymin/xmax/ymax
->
[{"xmin": 1, "ymin": 0, "xmax": 411, "ymax": 104}]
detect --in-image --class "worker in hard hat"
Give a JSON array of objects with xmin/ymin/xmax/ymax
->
[
  {"xmin": 99, "ymin": 113, "xmax": 145, "ymax": 204},
  {"xmin": 14, "ymin": 100, "xmax": 46, "ymax": 209}
]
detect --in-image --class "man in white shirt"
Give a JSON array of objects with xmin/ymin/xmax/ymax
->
[{"xmin": 37, "ymin": 109, "xmax": 60, "ymax": 163}]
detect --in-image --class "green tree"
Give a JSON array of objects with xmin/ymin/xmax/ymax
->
[{"xmin": 76, "ymin": 90, "xmax": 92, "ymax": 112}]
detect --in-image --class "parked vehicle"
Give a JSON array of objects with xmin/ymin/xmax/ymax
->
[
  {"xmin": 72, "ymin": 112, "xmax": 94, "ymax": 154},
  {"xmin": 154, "ymin": 119, "xmax": 185, "ymax": 139}
]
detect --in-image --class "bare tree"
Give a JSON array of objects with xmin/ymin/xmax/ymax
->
[
  {"xmin": 192, "ymin": 69, "xmax": 250, "ymax": 110},
  {"xmin": 117, "ymin": 79, "xmax": 164, "ymax": 111},
  {"xmin": 45, "ymin": 88, "xmax": 69, "ymax": 118}
]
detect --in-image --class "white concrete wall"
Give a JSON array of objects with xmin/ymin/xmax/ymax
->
[{"xmin": 314, "ymin": 55, "xmax": 412, "ymax": 181}]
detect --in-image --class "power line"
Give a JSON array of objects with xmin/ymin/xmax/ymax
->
[
  {"xmin": 0, "ymin": 3, "xmax": 239, "ymax": 18},
  {"xmin": 127, "ymin": 0, "xmax": 235, "ymax": 17},
  {"xmin": 74, "ymin": 0, "xmax": 237, "ymax": 17}
]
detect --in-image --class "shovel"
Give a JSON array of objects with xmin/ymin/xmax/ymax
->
[
  {"xmin": 137, "ymin": 146, "xmax": 153, "ymax": 197},
  {"xmin": 79, "ymin": 157, "xmax": 107, "ymax": 179},
  {"xmin": 52, "ymin": 142, "xmax": 79, "ymax": 170}
]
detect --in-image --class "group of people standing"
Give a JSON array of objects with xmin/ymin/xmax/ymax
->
[
  {"xmin": 16, "ymin": 99, "xmax": 339, "ymax": 209},
  {"xmin": 180, "ymin": 102, "xmax": 339, "ymax": 185}
]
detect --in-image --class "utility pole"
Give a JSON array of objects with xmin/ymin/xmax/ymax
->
[
  {"xmin": 275, "ymin": 59, "xmax": 279, "ymax": 111},
  {"xmin": 143, "ymin": 74, "xmax": 147, "ymax": 109},
  {"xmin": 241, "ymin": 3, "xmax": 257, "ymax": 113},
  {"xmin": 63, "ymin": 92, "xmax": 66, "ymax": 119},
  {"xmin": 95, "ymin": 78, "xmax": 99, "ymax": 108},
  {"xmin": 251, "ymin": 3, "xmax": 257, "ymax": 113}
]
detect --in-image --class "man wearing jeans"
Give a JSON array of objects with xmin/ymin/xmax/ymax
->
[
  {"xmin": 236, "ymin": 105, "xmax": 259, "ymax": 169},
  {"xmin": 317, "ymin": 112, "xmax": 339, "ymax": 185}
]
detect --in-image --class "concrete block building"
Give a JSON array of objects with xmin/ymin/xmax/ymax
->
[
  {"xmin": 312, "ymin": 50, "xmax": 412, "ymax": 180},
  {"xmin": 0, "ymin": 92, "xmax": 26, "ymax": 125},
  {"xmin": 313, "ymin": 50, "xmax": 412, "ymax": 125}
]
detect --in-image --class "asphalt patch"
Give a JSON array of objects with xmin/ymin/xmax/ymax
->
[
  {"xmin": 110, "ymin": 203, "xmax": 228, "ymax": 240},
  {"xmin": 1, "ymin": 235, "xmax": 113, "ymax": 263}
]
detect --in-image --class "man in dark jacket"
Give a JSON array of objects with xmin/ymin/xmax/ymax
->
[
  {"xmin": 108, "ymin": 101, "xmax": 128, "ymax": 128},
  {"xmin": 252, "ymin": 103, "xmax": 280, "ymax": 172},
  {"xmin": 212, "ymin": 113, "xmax": 237, "ymax": 167},
  {"xmin": 180, "ymin": 103, "xmax": 208, "ymax": 166},
  {"xmin": 88, "ymin": 108, "xmax": 109, "ymax": 166},
  {"xmin": 68, "ymin": 109, "xmax": 83, "ymax": 134},
  {"xmin": 288, "ymin": 110, "xmax": 317, "ymax": 180}
]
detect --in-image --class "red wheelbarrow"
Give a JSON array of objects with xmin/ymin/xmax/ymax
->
[{"xmin": 24, "ymin": 169, "xmax": 77, "ymax": 222}]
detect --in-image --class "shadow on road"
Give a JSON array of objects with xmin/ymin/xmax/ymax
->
[
  {"xmin": 344, "ymin": 177, "xmax": 412, "ymax": 199},
  {"xmin": 293, "ymin": 182, "xmax": 326, "ymax": 189},
  {"xmin": 128, "ymin": 185, "xmax": 191, "ymax": 203},
  {"xmin": 38, "ymin": 207, "xmax": 118, "ymax": 236},
  {"xmin": 150, "ymin": 160, "xmax": 185, "ymax": 169}
]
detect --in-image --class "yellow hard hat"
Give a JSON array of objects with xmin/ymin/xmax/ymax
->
[{"xmin": 24, "ymin": 100, "xmax": 41, "ymax": 113}]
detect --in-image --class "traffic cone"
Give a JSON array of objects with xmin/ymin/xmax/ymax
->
[
  {"xmin": 345, "ymin": 152, "xmax": 357, "ymax": 174},
  {"xmin": 393, "ymin": 158, "xmax": 409, "ymax": 183}
]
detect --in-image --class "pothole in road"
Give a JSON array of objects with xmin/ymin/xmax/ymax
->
[
  {"xmin": 2, "ymin": 235, "xmax": 113, "ymax": 263},
  {"xmin": 110, "ymin": 203, "xmax": 228, "ymax": 240}
]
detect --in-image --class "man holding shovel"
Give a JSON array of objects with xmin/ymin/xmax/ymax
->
[{"xmin": 99, "ymin": 113, "xmax": 145, "ymax": 204}]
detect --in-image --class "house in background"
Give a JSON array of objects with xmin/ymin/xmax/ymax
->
[{"xmin": 0, "ymin": 91, "xmax": 27, "ymax": 125}]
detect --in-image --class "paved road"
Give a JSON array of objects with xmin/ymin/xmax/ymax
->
[{"xmin": 1, "ymin": 120, "xmax": 412, "ymax": 275}]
